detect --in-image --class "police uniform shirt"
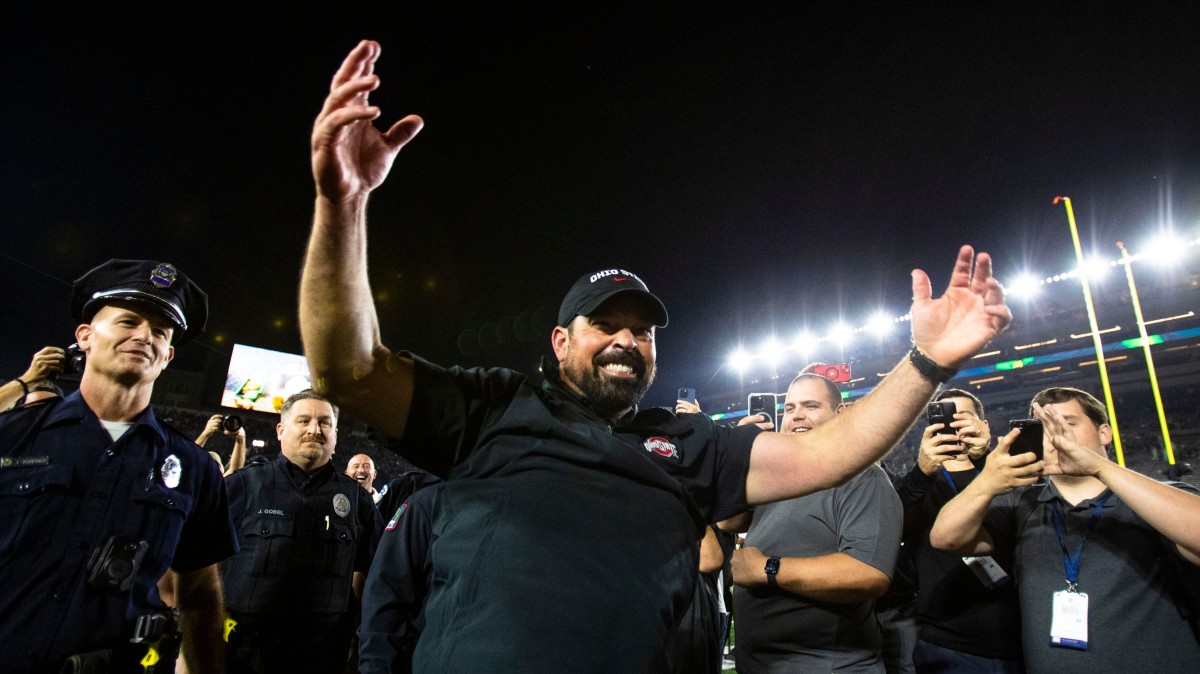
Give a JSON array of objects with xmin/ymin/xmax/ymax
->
[
  {"xmin": 391, "ymin": 354, "xmax": 761, "ymax": 672},
  {"xmin": 223, "ymin": 454, "xmax": 382, "ymax": 627},
  {"xmin": 0, "ymin": 391, "xmax": 238, "ymax": 673}
]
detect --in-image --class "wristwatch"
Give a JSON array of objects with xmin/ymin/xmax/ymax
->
[{"xmin": 764, "ymin": 556, "xmax": 781, "ymax": 587}]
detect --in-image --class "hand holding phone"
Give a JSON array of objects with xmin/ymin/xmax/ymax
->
[{"xmin": 748, "ymin": 393, "xmax": 778, "ymax": 431}]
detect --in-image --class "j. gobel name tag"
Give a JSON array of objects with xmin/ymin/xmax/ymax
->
[{"xmin": 1050, "ymin": 590, "xmax": 1089, "ymax": 649}]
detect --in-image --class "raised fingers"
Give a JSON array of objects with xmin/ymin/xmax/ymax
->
[
  {"xmin": 946, "ymin": 245, "xmax": 976, "ymax": 292},
  {"xmin": 330, "ymin": 40, "xmax": 379, "ymax": 93}
]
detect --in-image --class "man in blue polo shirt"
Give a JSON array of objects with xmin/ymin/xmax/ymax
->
[
  {"xmin": 0, "ymin": 259, "xmax": 238, "ymax": 674},
  {"xmin": 299, "ymin": 39, "xmax": 1012, "ymax": 671}
]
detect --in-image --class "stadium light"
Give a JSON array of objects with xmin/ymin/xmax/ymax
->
[
  {"xmin": 1138, "ymin": 233, "xmax": 1188, "ymax": 267},
  {"xmin": 1007, "ymin": 273, "xmax": 1043, "ymax": 298},
  {"xmin": 827, "ymin": 321, "xmax": 854, "ymax": 347},
  {"xmin": 791, "ymin": 330, "xmax": 816, "ymax": 355},
  {"xmin": 1077, "ymin": 256, "xmax": 1114, "ymax": 281},
  {"xmin": 759, "ymin": 337, "xmax": 786, "ymax": 367},
  {"xmin": 865, "ymin": 312, "xmax": 894, "ymax": 337},
  {"xmin": 728, "ymin": 348, "xmax": 751, "ymax": 372}
]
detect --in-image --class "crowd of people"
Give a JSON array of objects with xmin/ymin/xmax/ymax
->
[{"xmin": 0, "ymin": 39, "xmax": 1197, "ymax": 674}]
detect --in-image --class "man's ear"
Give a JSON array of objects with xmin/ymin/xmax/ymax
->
[
  {"xmin": 1098, "ymin": 423, "xmax": 1113, "ymax": 447},
  {"xmin": 552, "ymin": 325, "xmax": 571, "ymax": 362},
  {"xmin": 75, "ymin": 323, "xmax": 92, "ymax": 351},
  {"xmin": 276, "ymin": 422, "xmax": 285, "ymax": 442}
]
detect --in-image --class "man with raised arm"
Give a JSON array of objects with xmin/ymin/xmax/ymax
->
[
  {"xmin": 301, "ymin": 39, "xmax": 1011, "ymax": 671},
  {"xmin": 930, "ymin": 387, "xmax": 1200, "ymax": 672}
]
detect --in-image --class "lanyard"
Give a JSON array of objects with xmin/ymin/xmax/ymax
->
[
  {"xmin": 939, "ymin": 466, "xmax": 978, "ymax": 495},
  {"xmin": 1049, "ymin": 492, "xmax": 1112, "ymax": 590}
]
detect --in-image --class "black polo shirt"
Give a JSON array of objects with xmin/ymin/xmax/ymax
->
[
  {"xmin": 0, "ymin": 392, "xmax": 237, "ymax": 673},
  {"xmin": 391, "ymin": 355, "xmax": 759, "ymax": 672}
]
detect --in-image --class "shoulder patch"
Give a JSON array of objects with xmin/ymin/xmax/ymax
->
[{"xmin": 385, "ymin": 503, "xmax": 409, "ymax": 531}]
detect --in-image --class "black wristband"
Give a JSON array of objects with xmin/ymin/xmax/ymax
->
[
  {"xmin": 13, "ymin": 378, "xmax": 29, "ymax": 395},
  {"xmin": 908, "ymin": 346, "xmax": 957, "ymax": 384}
]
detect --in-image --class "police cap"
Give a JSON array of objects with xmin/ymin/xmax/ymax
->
[{"xmin": 71, "ymin": 259, "xmax": 208, "ymax": 345}]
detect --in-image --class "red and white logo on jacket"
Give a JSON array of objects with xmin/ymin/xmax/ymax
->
[{"xmin": 643, "ymin": 437, "xmax": 679, "ymax": 459}]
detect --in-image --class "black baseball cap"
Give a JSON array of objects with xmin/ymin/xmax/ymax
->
[
  {"xmin": 557, "ymin": 268, "xmax": 668, "ymax": 327},
  {"xmin": 71, "ymin": 259, "xmax": 208, "ymax": 345}
]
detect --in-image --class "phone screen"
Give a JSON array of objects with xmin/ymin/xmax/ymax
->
[{"xmin": 1009, "ymin": 419, "xmax": 1044, "ymax": 461}]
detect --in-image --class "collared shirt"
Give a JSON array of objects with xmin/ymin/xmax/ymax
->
[
  {"xmin": 0, "ymin": 391, "xmax": 237, "ymax": 673},
  {"xmin": 223, "ymin": 454, "xmax": 381, "ymax": 625},
  {"xmin": 984, "ymin": 480, "xmax": 1200, "ymax": 673},
  {"xmin": 388, "ymin": 355, "xmax": 761, "ymax": 672}
]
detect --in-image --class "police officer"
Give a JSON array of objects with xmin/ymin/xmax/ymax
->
[
  {"xmin": 0, "ymin": 259, "xmax": 238, "ymax": 674},
  {"xmin": 223, "ymin": 389, "xmax": 382, "ymax": 674}
]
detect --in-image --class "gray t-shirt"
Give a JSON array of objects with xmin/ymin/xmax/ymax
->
[{"xmin": 735, "ymin": 464, "xmax": 903, "ymax": 673}]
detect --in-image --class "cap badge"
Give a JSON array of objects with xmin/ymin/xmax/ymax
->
[
  {"xmin": 150, "ymin": 263, "xmax": 178, "ymax": 288},
  {"xmin": 333, "ymin": 493, "xmax": 351, "ymax": 518}
]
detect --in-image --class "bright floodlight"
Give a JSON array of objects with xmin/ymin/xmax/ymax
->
[
  {"xmin": 759, "ymin": 337, "xmax": 786, "ymax": 367},
  {"xmin": 1077, "ymin": 256, "xmax": 1112, "ymax": 281},
  {"xmin": 865, "ymin": 312, "xmax": 894, "ymax": 336},
  {"xmin": 791, "ymin": 330, "xmax": 816, "ymax": 355},
  {"xmin": 728, "ymin": 348, "xmax": 752, "ymax": 372},
  {"xmin": 1007, "ymin": 273, "xmax": 1042, "ymax": 298},
  {"xmin": 1140, "ymin": 233, "xmax": 1188, "ymax": 267},
  {"xmin": 827, "ymin": 321, "xmax": 855, "ymax": 347}
]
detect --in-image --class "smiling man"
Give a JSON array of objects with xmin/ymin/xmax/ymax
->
[
  {"xmin": 0, "ymin": 259, "xmax": 236, "ymax": 674},
  {"xmin": 222, "ymin": 390, "xmax": 382, "ymax": 674},
  {"xmin": 345, "ymin": 453, "xmax": 386, "ymax": 506},
  {"xmin": 732, "ymin": 370, "xmax": 903, "ymax": 673},
  {"xmin": 300, "ymin": 40, "xmax": 1011, "ymax": 671}
]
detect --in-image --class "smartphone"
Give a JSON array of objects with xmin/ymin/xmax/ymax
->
[
  {"xmin": 926, "ymin": 401, "xmax": 957, "ymax": 429},
  {"xmin": 748, "ymin": 393, "xmax": 778, "ymax": 431},
  {"xmin": 1009, "ymin": 419, "xmax": 1044, "ymax": 461},
  {"xmin": 678, "ymin": 388, "xmax": 697, "ymax": 405}
]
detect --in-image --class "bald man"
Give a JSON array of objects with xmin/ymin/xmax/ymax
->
[{"xmin": 346, "ymin": 454, "xmax": 384, "ymax": 506}]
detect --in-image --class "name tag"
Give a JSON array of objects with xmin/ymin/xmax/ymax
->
[
  {"xmin": 1050, "ymin": 590, "xmax": 1089, "ymax": 649},
  {"xmin": 0, "ymin": 456, "xmax": 50, "ymax": 468},
  {"xmin": 962, "ymin": 555, "xmax": 1010, "ymax": 588}
]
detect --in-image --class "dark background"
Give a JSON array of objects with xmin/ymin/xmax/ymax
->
[{"xmin": 3, "ymin": 4, "xmax": 1198, "ymax": 408}]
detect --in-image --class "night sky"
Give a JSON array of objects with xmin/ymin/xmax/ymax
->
[{"xmin": 3, "ymin": 4, "xmax": 1198, "ymax": 408}]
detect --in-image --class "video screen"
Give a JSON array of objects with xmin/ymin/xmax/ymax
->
[{"xmin": 221, "ymin": 344, "xmax": 312, "ymax": 414}]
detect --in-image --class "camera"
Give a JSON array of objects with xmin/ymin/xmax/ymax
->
[
  {"xmin": 926, "ymin": 401, "xmax": 957, "ymax": 428},
  {"xmin": 49, "ymin": 343, "xmax": 87, "ymax": 380},
  {"xmin": 86, "ymin": 535, "xmax": 148, "ymax": 591},
  {"xmin": 221, "ymin": 415, "xmax": 243, "ymax": 433}
]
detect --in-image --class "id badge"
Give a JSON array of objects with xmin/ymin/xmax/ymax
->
[
  {"xmin": 1050, "ymin": 590, "xmax": 1089, "ymax": 649},
  {"xmin": 962, "ymin": 555, "xmax": 1011, "ymax": 588}
]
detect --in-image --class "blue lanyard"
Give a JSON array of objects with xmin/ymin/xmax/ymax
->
[
  {"xmin": 1049, "ymin": 491, "xmax": 1112, "ymax": 589},
  {"xmin": 939, "ymin": 466, "xmax": 978, "ymax": 495}
]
